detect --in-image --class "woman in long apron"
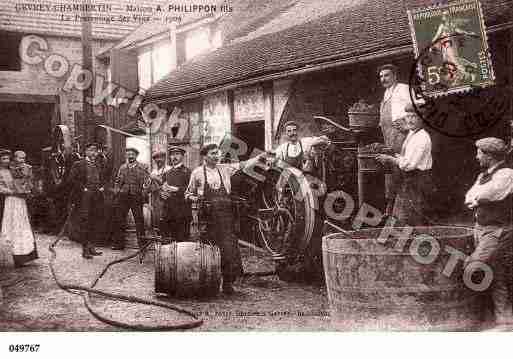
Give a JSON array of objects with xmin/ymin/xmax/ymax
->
[{"xmin": 0, "ymin": 150, "xmax": 38, "ymax": 267}]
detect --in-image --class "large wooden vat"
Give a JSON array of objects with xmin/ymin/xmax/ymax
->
[
  {"xmin": 155, "ymin": 241, "xmax": 221, "ymax": 298},
  {"xmin": 322, "ymin": 226, "xmax": 484, "ymax": 331}
]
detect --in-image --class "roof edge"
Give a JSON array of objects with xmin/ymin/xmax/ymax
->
[{"xmin": 144, "ymin": 22, "xmax": 513, "ymax": 105}]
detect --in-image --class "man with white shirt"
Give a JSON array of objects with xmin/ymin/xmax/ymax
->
[
  {"xmin": 274, "ymin": 121, "xmax": 330, "ymax": 170},
  {"xmin": 186, "ymin": 143, "xmax": 266, "ymax": 295},
  {"xmin": 376, "ymin": 104, "xmax": 432, "ymax": 226},
  {"xmin": 464, "ymin": 137, "xmax": 513, "ymax": 326},
  {"xmin": 378, "ymin": 64, "xmax": 413, "ymax": 215}
]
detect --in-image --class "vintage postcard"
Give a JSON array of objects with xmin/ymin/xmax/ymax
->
[
  {"xmin": 407, "ymin": 0, "xmax": 496, "ymax": 97},
  {"xmin": 0, "ymin": 0, "xmax": 512, "ymax": 354}
]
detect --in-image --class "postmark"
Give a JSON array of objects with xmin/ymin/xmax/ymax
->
[{"xmin": 407, "ymin": 0, "xmax": 495, "ymax": 98}]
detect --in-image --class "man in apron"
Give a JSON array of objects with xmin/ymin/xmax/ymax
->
[
  {"xmin": 275, "ymin": 120, "xmax": 330, "ymax": 169},
  {"xmin": 186, "ymin": 143, "xmax": 266, "ymax": 295},
  {"xmin": 378, "ymin": 64, "xmax": 413, "ymax": 215},
  {"xmin": 465, "ymin": 137, "xmax": 513, "ymax": 327}
]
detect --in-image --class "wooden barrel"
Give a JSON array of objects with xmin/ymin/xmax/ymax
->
[
  {"xmin": 322, "ymin": 226, "xmax": 484, "ymax": 331},
  {"xmin": 155, "ymin": 241, "xmax": 221, "ymax": 298}
]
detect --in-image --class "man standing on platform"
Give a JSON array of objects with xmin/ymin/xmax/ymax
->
[
  {"xmin": 465, "ymin": 137, "xmax": 513, "ymax": 327},
  {"xmin": 275, "ymin": 120, "xmax": 330, "ymax": 170},
  {"xmin": 378, "ymin": 64, "xmax": 413, "ymax": 215},
  {"xmin": 148, "ymin": 150, "xmax": 170, "ymax": 232},
  {"xmin": 186, "ymin": 143, "xmax": 267, "ymax": 295},
  {"xmin": 111, "ymin": 147, "xmax": 149, "ymax": 250},
  {"xmin": 66, "ymin": 143, "xmax": 105, "ymax": 259},
  {"xmin": 160, "ymin": 146, "xmax": 191, "ymax": 242}
]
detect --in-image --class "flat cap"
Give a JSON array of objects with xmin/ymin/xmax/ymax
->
[
  {"xmin": 125, "ymin": 147, "xmax": 139, "ymax": 155},
  {"xmin": 200, "ymin": 143, "xmax": 218, "ymax": 156},
  {"xmin": 475, "ymin": 137, "xmax": 508, "ymax": 155},
  {"xmin": 152, "ymin": 150, "xmax": 166, "ymax": 159},
  {"xmin": 168, "ymin": 146, "xmax": 186, "ymax": 155},
  {"xmin": 283, "ymin": 120, "xmax": 299, "ymax": 128}
]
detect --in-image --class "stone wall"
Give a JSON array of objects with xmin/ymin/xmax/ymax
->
[{"xmin": 0, "ymin": 35, "xmax": 113, "ymax": 138}]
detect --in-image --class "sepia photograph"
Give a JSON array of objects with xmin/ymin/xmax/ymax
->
[{"xmin": 0, "ymin": 0, "xmax": 512, "ymax": 354}]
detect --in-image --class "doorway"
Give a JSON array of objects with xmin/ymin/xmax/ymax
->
[
  {"xmin": 0, "ymin": 102, "xmax": 54, "ymax": 165},
  {"xmin": 233, "ymin": 120, "xmax": 265, "ymax": 161}
]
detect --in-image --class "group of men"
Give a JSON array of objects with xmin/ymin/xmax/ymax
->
[
  {"xmin": 66, "ymin": 140, "xmax": 266, "ymax": 294},
  {"xmin": 64, "ymin": 61, "xmax": 513, "ymax": 321},
  {"xmin": 374, "ymin": 63, "xmax": 513, "ymax": 326}
]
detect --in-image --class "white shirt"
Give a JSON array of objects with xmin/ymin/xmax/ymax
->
[
  {"xmin": 275, "ymin": 137, "xmax": 320, "ymax": 161},
  {"xmin": 396, "ymin": 129, "xmax": 432, "ymax": 171},
  {"xmin": 186, "ymin": 163, "xmax": 240, "ymax": 197},
  {"xmin": 465, "ymin": 161, "xmax": 513, "ymax": 206},
  {"xmin": 382, "ymin": 83, "xmax": 413, "ymax": 123}
]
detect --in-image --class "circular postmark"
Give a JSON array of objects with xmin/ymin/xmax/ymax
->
[{"xmin": 408, "ymin": 34, "xmax": 507, "ymax": 138}]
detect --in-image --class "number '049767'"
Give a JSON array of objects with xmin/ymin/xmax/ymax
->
[{"xmin": 8, "ymin": 344, "xmax": 40, "ymax": 352}]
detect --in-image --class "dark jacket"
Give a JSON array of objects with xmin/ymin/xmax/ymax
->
[
  {"xmin": 114, "ymin": 161, "xmax": 149, "ymax": 198},
  {"xmin": 66, "ymin": 159, "xmax": 108, "ymax": 204},
  {"xmin": 163, "ymin": 165, "xmax": 192, "ymax": 219}
]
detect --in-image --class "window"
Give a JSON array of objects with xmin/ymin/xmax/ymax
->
[
  {"xmin": 185, "ymin": 27, "xmax": 211, "ymax": 61},
  {"xmin": 0, "ymin": 31, "xmax": 23, "ymax": 71},
  {"xmin": 137, "ymin": 48, "xmax": 152, "ymax": 92},
  {"xmin": 152, "ymin": 40, "xmax": 173, "ymax": 83}
]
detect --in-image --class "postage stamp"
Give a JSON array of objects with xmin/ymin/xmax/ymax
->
[{"xmin": 407, "ymin": 0, "xmax": 495, "ymax": 98}]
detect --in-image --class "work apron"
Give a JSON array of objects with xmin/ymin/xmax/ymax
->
[
  {"xmin": 380, "ymin": 91, "xmax": 406, "ymax": 201},
  {"xmin": 203, "ymin": 166, "xmax": 243, "ymax": 283},
  {"xmin": 284, "ymin": 141, "xmax": 304, "ymax": 169}
]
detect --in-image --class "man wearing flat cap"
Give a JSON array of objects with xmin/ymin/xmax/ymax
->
[
  {"xmin": 378, "ymin": 64, "xmax": 414, "ymax": 215},
  {"xmin": 159, "ymin": 146, "xmax": 191, "ymax": 242},
  {"xmin": 66, "ymin": 142, "xmax": 106, "ymax": 259},
  {"xmin": 147, "ymin": 149, "xmax": 171, "ymax": 231},
  {"xmin": 186, "ymin": 143, "xmax": 267, "ymax": 295},
  {"xmin": 465, "ymin": 137, "xmax": 513, "ymax": 327},
  {"xmin": 274, "ymin": 120, "xmax": 330, "ymax": 170},
  {"xmin": 111, "ymin": 146, "xmax": 150, "ymax": 250}
]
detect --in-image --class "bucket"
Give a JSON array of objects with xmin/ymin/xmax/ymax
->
[
  {"xmin": 322, "ymin": 226, "xmax": 483, "ymax": 331},
  {"xmin": 357, "ymin": 154, "xmax": 380, "ymax": 172},
  {"xmin": 155, "ymin": 241, "xmax": 221, "ymax": 298}
]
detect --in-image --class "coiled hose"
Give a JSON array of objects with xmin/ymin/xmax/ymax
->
[{"xmin": 48, "ymin": 234, "xmax": 203, "ymax": 331}]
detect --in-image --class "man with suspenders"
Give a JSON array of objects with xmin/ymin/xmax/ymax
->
[
  {"xmin": 186, "ymin": 143, "xmax": 266, "ymax": 295},
  {"xmin": 274, "ymin": 121, "xmax": 330, "ymax": 170}
]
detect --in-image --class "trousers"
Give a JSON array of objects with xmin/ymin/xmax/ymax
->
[
  {"xmin": 112, "ymin": 193, "xmax": 145, "ymax": 245},
  {"xmin": 471, "ymin": 224, "xmax": 513, "ymax": 324}
]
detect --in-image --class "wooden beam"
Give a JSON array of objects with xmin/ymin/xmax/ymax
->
[
  {"xmin": 0, "ymin": 93, "xmax": 58, "ymax": 103},
  {"xmin": 263, "ymin": 82, "xmax": 274, "ymax": 151}
]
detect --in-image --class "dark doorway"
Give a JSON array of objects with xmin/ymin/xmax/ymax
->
[
  {"xmin": 0, "ymin": 102, "xmax": 53, "ymax": 165},
  {"xmin": 233, "ymin": 120, "xmax": 265, "ymax": 161}
]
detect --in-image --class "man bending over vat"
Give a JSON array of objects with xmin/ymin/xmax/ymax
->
[
  {"xmin": 185, "ymin": 143, "xmax": 267, "ymax": 295},
  {"xmin": 376, "ymin": 104, "xmax": 433, "ymax": 226},
  {"xmin": 465, "ymin": 137, "xmax": 513, "ymax": 327}
]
